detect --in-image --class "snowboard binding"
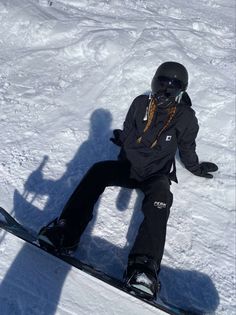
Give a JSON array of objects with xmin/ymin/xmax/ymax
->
[
  {"xmin": 38, "ymin": 218, "xmax": 78, "ymax": 256},
  {"xmin": 124, "ymin": 255, "xmax": 161, "ymax": 300}
]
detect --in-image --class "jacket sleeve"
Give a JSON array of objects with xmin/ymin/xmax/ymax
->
[
  {"xmin": 116, "ymin": 97, "xmax": 138, "ymax": 145},
  {"xmin": 177, "ymin": 112, "xmax": 200, "ymax": 173}
]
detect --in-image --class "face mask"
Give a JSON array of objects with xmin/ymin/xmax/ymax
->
[{"xmin": 154, "ymin": 91, "xmax": 176, "ymax": 109}]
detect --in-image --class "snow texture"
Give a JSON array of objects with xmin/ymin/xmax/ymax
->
[{"xmin": 0, "ymin": 0, "xmax": 235, "ymax": 314}]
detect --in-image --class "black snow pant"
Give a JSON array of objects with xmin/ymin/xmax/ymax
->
[{"xmin": 59, "ymin": 160, "xmax": 173, "ymax": 266}]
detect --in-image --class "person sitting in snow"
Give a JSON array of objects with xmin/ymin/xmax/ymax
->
[{"xmin": 38, "ymin": 61, "xmax": 218, "ymax": 299}]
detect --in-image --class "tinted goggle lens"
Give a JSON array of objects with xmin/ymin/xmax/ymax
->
[{"xmin": 157, "ymin": 76, "xmax": 182, "ymax": 90}]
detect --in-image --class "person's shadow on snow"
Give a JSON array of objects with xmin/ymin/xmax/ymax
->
[
  {"xmin": 0, "ymin": 108, "xmax": 122, "ymax": 315},
  {"xmin": 0, "ymin": 108, "xmax": 219, "ymax": 314},
  {"xmin": 13, "ymin": 108, "xmax": 118, "ymax": 228}
]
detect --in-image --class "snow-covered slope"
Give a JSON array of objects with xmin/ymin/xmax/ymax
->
[{"xmin": 0, "ymin": 0, "xmax": 235, "ymax": 314}]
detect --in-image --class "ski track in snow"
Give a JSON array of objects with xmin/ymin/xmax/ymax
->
[{"xmin": 0, "ymin": 0, "xmax": 235, "ymax": 314}]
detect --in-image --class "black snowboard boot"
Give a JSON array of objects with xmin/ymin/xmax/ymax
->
[
  {"xmin": 38, "ymin": 218, "xmax": 79, "ymax": 254},
  {"xmin": 124, "ymin": 255, "xmax": 160, "ymax": 300}
]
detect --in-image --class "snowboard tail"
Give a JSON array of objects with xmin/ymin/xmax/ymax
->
[{"xmin": 0, "ymin": 207, "xmax": 200, "ymax": 315}]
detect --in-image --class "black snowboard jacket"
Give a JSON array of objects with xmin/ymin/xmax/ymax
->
[{"xmin": 117, "ymin": 93, "xmax": 200, "ymax": 182}]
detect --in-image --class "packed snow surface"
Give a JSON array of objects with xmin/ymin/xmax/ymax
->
[{"xmin": 0, "ymin": 0, "xmax": 235, "ymax": 314}]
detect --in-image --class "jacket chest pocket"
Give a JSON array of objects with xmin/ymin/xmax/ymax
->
[{"xmin": 158, "ymin": 130, "xmax": 177, "ymax": 151}]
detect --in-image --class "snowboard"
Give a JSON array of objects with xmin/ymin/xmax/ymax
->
[{"xmin": 0, "ymin": 207, "xmax": 199, "ymax": 315}]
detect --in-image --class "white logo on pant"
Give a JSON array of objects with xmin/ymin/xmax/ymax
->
[{"xmin": 154, "ymin": 201, "xmax": 167, "ymax": 209}]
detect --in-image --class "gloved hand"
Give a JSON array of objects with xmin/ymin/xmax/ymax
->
[
  {"xmin": 110, "ymin": 129, "xmax": 123, "ymax": 146},
  {"xmin": 192, "ymin": 162, "xmax": 218, "ymax": 179}
]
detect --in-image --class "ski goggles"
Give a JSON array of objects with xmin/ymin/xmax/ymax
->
[
  {"xmin": 157, "ymin": 76, "xmax": 183, "ymax": 90},
  {"xmin": 154, "ymin": 76, "xmax": 183, "ymax": 98}
]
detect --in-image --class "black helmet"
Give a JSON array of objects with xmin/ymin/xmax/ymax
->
[{"xmin": 151, "ymin": 62, "xmax": 188, "ymax": 98}]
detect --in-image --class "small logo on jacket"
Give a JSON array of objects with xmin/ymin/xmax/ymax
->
[
  {"xmin": 154, "ymin": 201, "xmax": 167, "ymax": 209},
  {"xmin": 166, "ymin": 135, "xmax": 172, "ymax": 141}
]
